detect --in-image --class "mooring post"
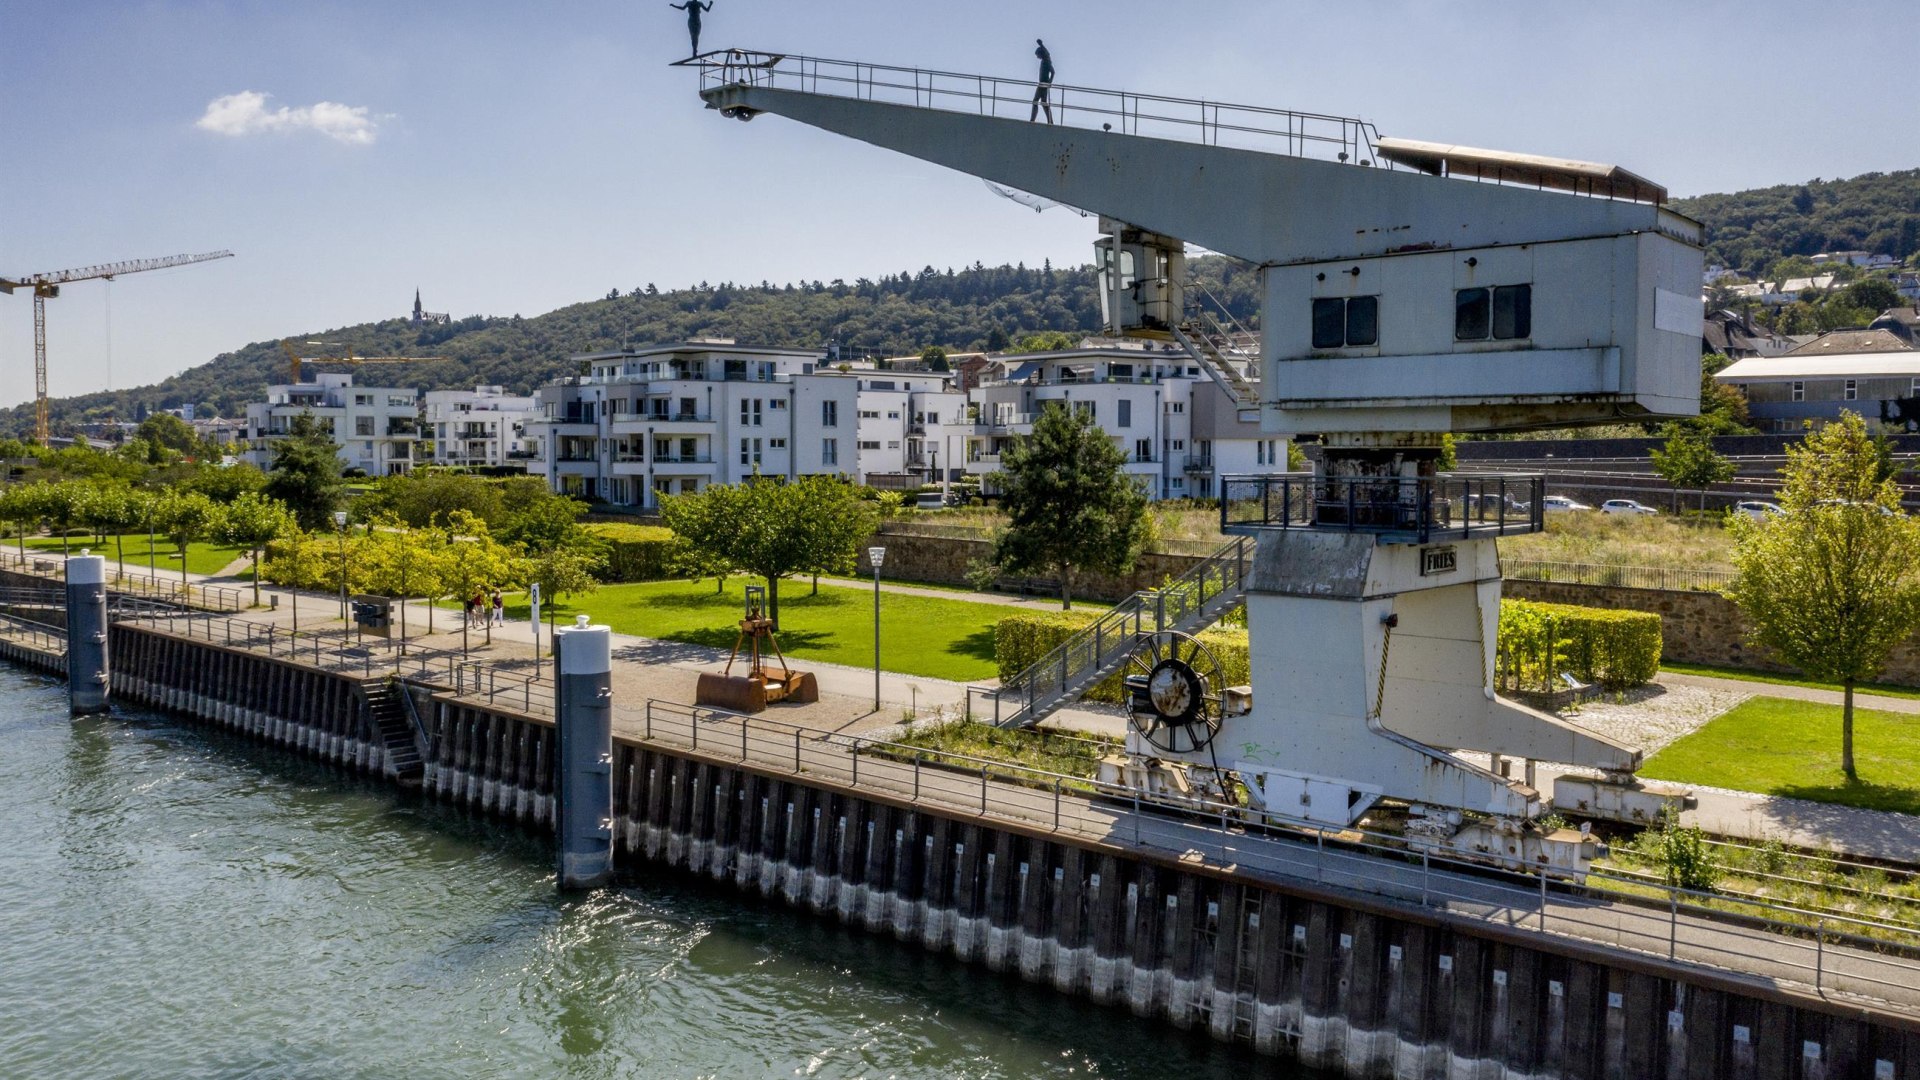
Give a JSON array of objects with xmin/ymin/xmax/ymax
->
[
  {"xmin": 554, "ymin": 615, "xmax": 613, "ymax": 890},
  {"xmin": 65, "ymin": 552, "xmax": 109, "ymax": 715}
]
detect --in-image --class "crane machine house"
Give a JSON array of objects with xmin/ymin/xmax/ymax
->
[{"xmin": 687, "ymin": 51, "xmax": 1703, "ymax": 871}]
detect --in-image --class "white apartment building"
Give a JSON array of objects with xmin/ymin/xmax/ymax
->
[
  {"xmin": 527, "ymin": 342, "xmax": 864, "ymax": 509},
  {"xmin": 422, "ymin": 385, "xmax": 541, "ymax": 469},
  {"xmin": 965, "ymin": 344, "xmax": 1285, "ymax": 500},
  {"xmin": 242, "ymin": 373, "xmax": 420, "ymax": 476},
  {"xmin": 851, "ymin": 370, "xmax": 971, "ymax": 487}
]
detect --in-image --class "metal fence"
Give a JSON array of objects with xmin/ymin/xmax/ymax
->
[
  {"xmin": 1503, "ymin": 559, "xmax": 1734, "ymax": 592},
  {"xmin": 1221, "ymin": 473, "xmax": 1546, "ymax": 542},
  {"xmin": 631, "ymin": 698, "xmax": 1920, "ymax": 1008},
  {"xmin": 0, "ymin": 549, "xmax": 247, "ymax": 612}
]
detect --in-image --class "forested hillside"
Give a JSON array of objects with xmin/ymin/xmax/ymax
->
[
  {"xmin": 19, "ymin": 257, "xmax": 1263, "ymax": 437},
  {"xmin": 1673, "ymin": 168, "xmax": 1920, "ymax": 274}
]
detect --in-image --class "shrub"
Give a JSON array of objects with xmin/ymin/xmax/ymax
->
[
  {"xmin": 1499, "ymin": 599, "xmax": 1662, "ymax": 691},
  {"xmin": 586, "ymin": 522, "xmax": 676, "ymax": 582},
  {"xmin": 994, "ymin": 611, "xmax": 1250, "ymax": 704}
]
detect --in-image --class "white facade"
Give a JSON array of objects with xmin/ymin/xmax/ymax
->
[
  {"xmin": 965, "ymin": 344, "xmax": 1286, "ymax": 500},
  {"xmin": 242, "ymin": 374, "xmax": 420, "ymax": 476},
  {"xmin": 422, "ymin": 385, "xmax": 540, "ymax": 469},
  {"xmin": 851, "ymin": 371, "xmax": 970, "ymax": 487},
  {"xmin": 526, "ymin": 343, "xmax": 865, "ymax": 509}
]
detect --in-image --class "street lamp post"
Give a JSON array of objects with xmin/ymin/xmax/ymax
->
[
  {"xmin": 333, "ymin": 510, "xmax": 349, "ymax": 622},
  {"xmin": 868, "ymin": 545, "xmax": 886, "ymax": 712}
]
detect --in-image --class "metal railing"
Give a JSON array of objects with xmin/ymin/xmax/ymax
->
[
  {"xmin": 688, "ymin": 51, "xmax": 1383, "ymax": 165},
  {"xmin": 631, "ymin": 697, "xmax": 1920, "ymax": 1008},
  {"xmin": 0, "ymin": 549, "xmax": 246, "ymax": 612},
  {"xmin": 1503, "ymin": 559, "xmax": 1734, "ymax": 593},
  {"xmin": 1221, "ymin": 473, "xmax": 1546, "ymax": 542},
  {"xmin": 991, "ymin": 536, "xmax": 1249, "ymax": 729},
  {"xmin": 0, "ymin": 609, "xmax": 66, "ymax": 654}
]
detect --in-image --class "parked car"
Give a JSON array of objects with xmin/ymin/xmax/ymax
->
[
  {"xmin": 1731, "ymin": 500, "xmax": 1783, "ymax": 522},
  {"xmin": 1600, "ymin": 499, "xmax": 1659, "ymax": 516},
  {"xmin": 1539, "ymin": 495, "xmax": 1593, "ymax": 512}
]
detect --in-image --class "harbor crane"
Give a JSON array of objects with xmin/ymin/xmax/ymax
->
[
  {"xmin": 1, "ymin": 251, "xmax": 234, "ymax": 443},
  {"xmin": 280, "ymin": 340, "xmax": 446, "ymax": 384}
]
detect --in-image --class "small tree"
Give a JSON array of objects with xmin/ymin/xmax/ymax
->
[
  {"xmin": 77, "ymin": 484, "xmax": 146, "ymax": 574},
  {"xmin": 262, "ymin": 530, "xmax": 327, "ymax": 631},
  {"xmin": 264, "ymin": 411, "xmax": 344, "ymax": 530},
  {"xmin": 1725, "ymin": 412, "xmax": 1920, "ymax": 779},
  {"xmin": 660, "ymin": 475, "xmax": 874, "ymax": 628},
  {"xmin": 992, "ymin": 403, "xmax": 1151, "ymax": 609},
  {"xmin": 436, "ymin": 511, "xmax": 526, "ymax": 654},
  {"xmin": 218, "ymin": 491, "xmax": 299, "ymax": 606},
  {"xmin": 0, "ymin": 483, "xmax": 49, "ymax": 555},
  {"xmin": 152, "ymin": 489, "xmax": 225, "ymax": 595},
  {"xmin": 40, "ymin": 480, "xmax": 89, "ymax": 556},
  {"xmin": 360, "ymin": 521, "xmax": 447, "ymax": 648},
  {"xmin": 1649, "ymin": 425, "xmax": 1736, "ymax": 513}
]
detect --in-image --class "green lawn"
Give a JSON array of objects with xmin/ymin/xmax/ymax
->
[
  {"xmin": 1641, "ymin": 696, "xmax": 1920, "ymax": 815},
  {"xmin": 1660, "ymin": 661, "xmax": 1920, "ymax": 702},
  {"xmin": 14, "ymin": 534, "xmax": 249, "ymax": 577},
  {"xmin": 511, "ymin": 578, "xmax": 1010, "ymax": 683}
]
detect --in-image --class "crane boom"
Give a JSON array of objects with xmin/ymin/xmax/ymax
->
[
  {"xmin": 1, "ymin": 250, "xmax": 234, "ymax": 443},
  {"xmin": 0, "ymin": 250, "xmax": 234, "ymax": 291}
]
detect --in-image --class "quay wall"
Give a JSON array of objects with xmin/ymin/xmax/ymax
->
[{"xmin": 49, "ymin": 623, "xmax": 1920, "ymax": 1078}]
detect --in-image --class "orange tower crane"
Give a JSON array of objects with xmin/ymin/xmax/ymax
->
[
  {"xmin": 1, "ymin": 251, "xmax": 235, "ymax": 443},
  {"xmin": 280, "ymin": 340, "xmax": 446, "ymax": 384}
]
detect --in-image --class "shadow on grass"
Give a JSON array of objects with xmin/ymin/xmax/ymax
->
[
  {"xmin": 945, "ymin": 627, "xmax": 998, "ymax": 664},
  {"xmin": 667, "ymin": 627, "xmax": 839, "ymax": 653},
  {"xmin": 1775, "ymin": 779, "xmax": 1920, "ymax": 818}
]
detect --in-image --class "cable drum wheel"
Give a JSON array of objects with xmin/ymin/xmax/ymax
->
[{"xmin": 1123, "ymin": 631, "xmax": 1226, "ymax": 756}]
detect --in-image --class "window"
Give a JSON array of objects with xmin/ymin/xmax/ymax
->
[
  {"xmin": 858, "ymin": 440, "xmax": 880, "ymax": 450},
  {"xmin": 1171, "ymin": 439, "xmax": 1185, "ymax": 452},
  {"xmin": 1135, "ymin": 439, "xmax": 1153, "ymax": 462},
  {"xmin": 1792, "ymin": 381, "xmax": 1805, "ymax": 402},
  {"xmin": 739, "ymin": 438, "xmax": 762, "ymax": 467},
  {"xmin": 1312, "ymin": 295, "xmax": 1379, "ymax": 348},
  {"xmin": 822, "ymin": 400, "xmax": 838, "ymax": 427},
  {"xmin": 1912, "ymin": 378, "xmax": 1920, "ymax": 396},
  {"xmin": 886, "ymin": 440, "xmax": 900, "ymax": 450},
  {"xmin": 1455, "ymin": 285, "xmax": 1532, "ymax": 341},
  {"xmin": 354, "ymin": 394, "xmax": 372, "ymax": 406},
  {"xmin": 739, "ymin": 398, "xmax": 762, "ymax": 427},
  {"xmin": 355, "ymin": 417, "xmax": 374, "ymax": 437},
  {"xmin": 822, "ymin": 438, "xmax": 838, "ymax": 466},
  {"xmin": 886, "ymin": 410, "xmax": 901, "ymax": 420},
  {"xmin": 770, "ymin": 398, "xmax": 786, "ymax": 410},
  {"xmin": 1169, "ymin": 402, "xmax": 1184, "ymax": 414},
  {"xmin": 1845, "ymin": 379, "xmax": 1858, "ymax": 401},
  {"xmin": 1072, "ymin": 400, "xmax": 1096, "ymax": 421},
  {"xmin": 769, "ymin": 438, "xmax": 787, "ymax": 449},
  {"xmin": 1117, "ymin": 399, "xmax": 1132, "ymax": 428},
  {"xmin": 859, "ymin": 409, "xmax": 880, "ymax": 420}
]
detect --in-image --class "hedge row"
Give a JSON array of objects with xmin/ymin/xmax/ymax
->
[
  {"xmin": 1497, "ymin": 599, "xmax": 1662, "ymax": 691},
  {"xmin": 585, "ymin": 523, "xmax": 676, "ymax": 583},
  {"xmin": 994, "ymin": 610, "xmax": 1250, "ymax": 704}
]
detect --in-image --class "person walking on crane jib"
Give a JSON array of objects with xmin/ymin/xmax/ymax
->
[
  {"xmin": 670, "ymin": 0, "xmax": 713, "ymax": 58},
  {"xmin": 1030, "ymin": 40, "xmax": 1055, "ymax": 124}
]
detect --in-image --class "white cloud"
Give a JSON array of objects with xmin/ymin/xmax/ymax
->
[{"xmin": 195, "ymin": 90, "xmax": 382, "ymax": 145}]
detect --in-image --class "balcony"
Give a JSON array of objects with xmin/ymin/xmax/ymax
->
[
  {"xmin": 1220, "ymin": 472, "xmax": 1546, "ymax": 543},
  {"xmin": 1183, "ymin": 455, "xmax": 1215, "ymax": 474},
  {"xmin": 652, "ymin": 454, "xmax": 714, "ymax": 465},
  {"xmin": 973, "ymin": 412, "xmax": 1034, "ymax": 431}
]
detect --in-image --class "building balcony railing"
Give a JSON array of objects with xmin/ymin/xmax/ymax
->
[
  {"xmin": 973, "ymin": 413, "xmax": 1034, "ymax": 431},
  {"xmin": 639, "ymin": 411, "xmax": 713, "ymax": 423},
  {"xmin": 1183, "ymin": 455, "xmax": 1215, "ymax": 474},
  {"xmin": 1220, "ymin": 472, "xmax": 1546, "ymax": 543},
  {"xmin": 556, "ymin": 454, "xmax": 598, "ymax": 463},
  {"xmin": 652, "ymin": 454, "xmax": 715, "ymax": 465}
]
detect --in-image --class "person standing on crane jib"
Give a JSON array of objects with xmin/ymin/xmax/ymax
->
[
  {"xmin": 1030, "ymin": 39, "xmax": 1054, "ymax": 124},
  {"xmin": 670, "ymin": 0, "xmax": 713, "ymax": 58}
]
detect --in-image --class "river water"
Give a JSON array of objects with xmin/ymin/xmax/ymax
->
[{"xmin": 0, "ymin": 667, "xmax": 1316, "ymax": 1079}]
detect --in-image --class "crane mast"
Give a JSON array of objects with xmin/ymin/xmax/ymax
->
[{"xmin": 2, "ymin": 250, "xmax": 234, "ymax": 443}]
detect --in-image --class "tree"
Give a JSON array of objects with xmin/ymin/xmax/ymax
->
[
  {"xmin": 992, "ymin": 403, "xmax": 1151, "ymax": 609},
  {"xmin": 919, "ymin": 345, "xmax": 951, "ymax": 371},
  {"xmin": 0, "ymin": 483, "xmax": 50, "ymax": 556},
  {"xmin": 659, "ymin": 475, "xmax": 875, "ymax": 628},
  {"xmin": 218, "ymin": 491, "xmax": 298, "ymax": 606},
  {"xmin": 77, "ymin": 483, "xmax": 145, "ymax": 571},
  {"xmin": 436, "ymin": 511, "xmax": 527, "ymax": 654},
  {"xmin": 151, "ymin": 489, "xmax": 225, "ymax": 595},
  {"xmin": 40, "ymin": 481, "xmax": 90, "ymax": 556},
  {"xmin": 134, "ymin": 413, "xmax": 198, "ymax": 461},
  {"xmin": 261, "ymin": 530, "xmax": 328, "ymax": 631},
  {"xmin": 1725, "ymin": 412, "xmax": 1920, "ymax": 780},
  {"xmin": 1845, "ymin": 276, "xmax": 1902, "ymax": 314},
  {"xmin": 1648, "ymin": 426, "xmax": 1737, "ymax": 512},
  {"xmin": 359, "ymin": 520, "xmax": 448, "ymax": 648},
  {"xmin": 263, "ymin": 411, "xmax": 344, "ymax": 530}
]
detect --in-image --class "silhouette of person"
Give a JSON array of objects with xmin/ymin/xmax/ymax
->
[
  {"xmin": 671, "ymin": 0, "xmax": 713, "ymax": 58},
  {"xmin": 1030, "ymin": 39, "xmax": 1054, "ymax": 124}
]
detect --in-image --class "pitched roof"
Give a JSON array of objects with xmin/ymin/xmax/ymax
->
[
  {"xmin": 1717, "ymin": 352, "xmax": 1920, "ymax": 380},
  {"xmin": 1783, "ymin": 328, "xmax": 1915, "ymax": 356}
]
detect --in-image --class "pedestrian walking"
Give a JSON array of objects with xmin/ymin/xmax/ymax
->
[
  {"xmin": 491, "ymin": 590, "xmax": 505, "ymax": 629},
  {"xmin": 462, "ymin": 593, "xmax": 476, "ymax": 629},
  {"xmin": 470, "ymin": 590, "xmax": 487, "ymax": 630},
  {"xmin": 670, "ymin": 0, "xmax": 714, "ymax": 58},
  {"xmin": 1030, "ymin": 39, "xmax": 1054, "ymax": 124}
]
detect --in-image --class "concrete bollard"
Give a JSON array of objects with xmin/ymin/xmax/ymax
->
[
  {"xmin": 554, "ymin": 614, "xmax": 614, "ymax": 890},
  {"xmin": 65, "ymin": 552, "xmax": 110, "ymax": 715}
]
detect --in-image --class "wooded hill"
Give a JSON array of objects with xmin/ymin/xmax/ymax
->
[
  {"xmin": 20, "ymin": 258, "xmax": 1263, "ymax": 437},
  {"xmin": 20, "ymin": 165, "xmax": 1919, "ymax": 436}
]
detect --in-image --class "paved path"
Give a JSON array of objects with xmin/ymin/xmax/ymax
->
[{"xmin": 1660, "ymin": 670, "xmax": 1920, "ymax": 715}]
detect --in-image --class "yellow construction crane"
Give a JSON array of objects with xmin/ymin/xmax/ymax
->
[
  {"xmin": 2, "ymin": 251, "xmax": 234, "ymax": 443},
  {"xmin": 280, "ymin": 340, "xmax": 446, "ymax": 384}
]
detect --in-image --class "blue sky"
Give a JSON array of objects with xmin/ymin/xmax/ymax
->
[{"xmin": 1, "ymin": 0, "xmax": 1909, "ymax": 412}]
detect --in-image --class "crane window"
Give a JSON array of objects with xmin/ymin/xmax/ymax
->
[
  {"xmin": 1456, "ymin": 284, "xmax": 1532, "ymax": 341},
  {"xmin": 1311, "ymin": 296, "xmax": 1379, "ymax": 349}
]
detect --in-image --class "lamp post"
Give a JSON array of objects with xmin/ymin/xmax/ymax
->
[
  {"xmin": 868, "ymin": 545, "xmax": 886, "ymax": 712},
  {"xmin": 333, "ymin": 510, "xmax": 349, "ymax": 622}
]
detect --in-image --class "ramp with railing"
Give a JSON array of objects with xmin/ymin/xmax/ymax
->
[{"xmin": 988, "ymin": 536, "xmax": 1250, "ymax": 729}]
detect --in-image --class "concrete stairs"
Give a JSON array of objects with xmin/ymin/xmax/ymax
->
[{"xmin": 991, "ymin": 536, "xmax": 1250, "ymax": 729}]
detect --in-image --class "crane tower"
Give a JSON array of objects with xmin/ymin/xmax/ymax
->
[{"xmin": 2, "ymin": 251, "xmax": 234, "ymax": 443}]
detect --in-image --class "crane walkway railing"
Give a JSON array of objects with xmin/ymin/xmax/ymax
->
[
  {"xmin": 988, "ymin": 536, "xmax": 1251, "ymax": 730},
  {"xmin": 1172, "ymin": 319, "xmax": 1261, "ymax": 407},
  {"xmin": 681, "ymin": 49, "xmax": 1384, "ymax": 166}
]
